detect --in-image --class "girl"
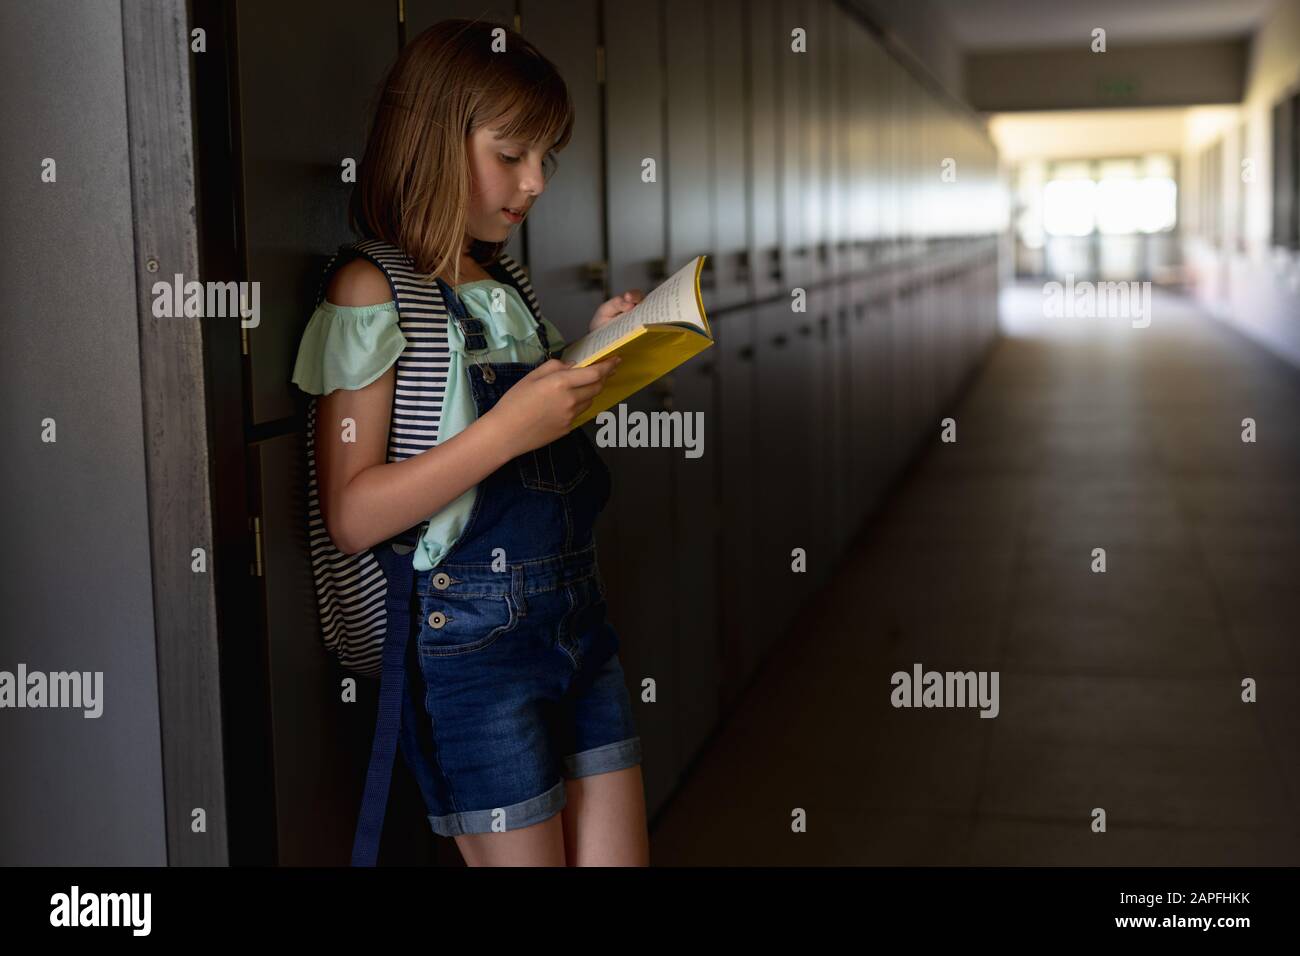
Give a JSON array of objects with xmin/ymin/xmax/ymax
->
[{"xmin": 291, "ymin": 19, "xmax": 648, "ymax": 866}]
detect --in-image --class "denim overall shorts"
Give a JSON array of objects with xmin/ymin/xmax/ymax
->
[{"xmin": 356, "ymin": 272, "xmax": 642, "ymax": 854}]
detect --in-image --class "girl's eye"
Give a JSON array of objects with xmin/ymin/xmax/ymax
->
[{"xmin": 500, "ymin": 153, "xmax": 522, "ymax": 164}]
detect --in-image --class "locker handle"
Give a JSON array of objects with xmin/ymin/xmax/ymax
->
[
  {"xmin": 699, "ymin": 256, "xmax": 716, "ymax": 290},
  {"xmin": 736, "ymin": 249, "xmax": 751, "ymax": 282},
  {"xmin": 738, "ymin": 345, "xmax": 754, "ymax": 360},
  {"xmin": 582, "ymin": 260, "xmax": 607, "ymax": 290},
  {"xmin": 772, "ymin": 334, "xmax": 788, "ymax": 348},
  {"xmin": 798, "ymin": 324, "xmax": 811, "ymax": 336}
]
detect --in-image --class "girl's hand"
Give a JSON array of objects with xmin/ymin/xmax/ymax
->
[
  {"xmin": 589, "ymin": 290, "xmax": 644, "ymax": 333},
  {"xmin": 483, "ymin": 355, "xmax": 623, "ymax": 458}
]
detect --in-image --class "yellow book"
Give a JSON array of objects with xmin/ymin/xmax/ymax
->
[{"xmin": 561, "ymin": 255, "xmax": 713, "ymax": 429}]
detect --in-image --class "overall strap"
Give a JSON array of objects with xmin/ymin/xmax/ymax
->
[
  {"xmin": 482, "ymin": 256, "xmax": 556, "ymax": 358},
  {"xmin": 350, "ymin": 523, "xmax": 422, "ymax": 867}
]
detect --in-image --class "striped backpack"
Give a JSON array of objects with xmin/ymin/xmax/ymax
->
[{"xmin": 301, "ymin": 237, "xmax": 552, "ymax": 679}]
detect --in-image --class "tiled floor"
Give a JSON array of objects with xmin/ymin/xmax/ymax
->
[{"xmin": 650, "ymin": 284, "xmax": 1300, "ymax": 865}]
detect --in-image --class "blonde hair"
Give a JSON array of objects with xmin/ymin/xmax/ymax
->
[{"xmin": 348, "ymin": 18, "xmax": 574, "ymax": 286}]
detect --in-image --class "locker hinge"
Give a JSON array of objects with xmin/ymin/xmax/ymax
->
[
  {"xmin": 513, "ymin": 12, "xmax": 521, "ymax": 32},
  {"xmin": 595, "ymin": 45, "xmax": 605, "ymax": 84},
  {"xmin": 240, "ymin": 323, "xmax": 250, "ymax": 356},
  {"xmin": 249, "ymin": 515, "xmax": 264, "ymax": 577},
  {"xmin": 398, "ymin": 0, "xmax": 405, "ymax": 24}
]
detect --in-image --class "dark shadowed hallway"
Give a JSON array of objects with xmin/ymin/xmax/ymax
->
[{"xmin": 651, "ymin": 284, "xmax": 1300, "ymax": 865}]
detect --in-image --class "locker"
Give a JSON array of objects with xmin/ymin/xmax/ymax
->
[
  {"xmin": 778, "ymin": 0, "xmax": 809, "ymax": 290},
  {"xmin": 826, "ymin": 284, "xmax": 850, "ymax": 559},
  {"xmin": 600, "ymin": 0, "xmax": 678, "ymax": 820},
  {"xmin": 253, "ymin": 433, "xmax": 433, "ymax": 865},
  {"xmin": 238, "ymin": 0, "xmax": 398, "ymax": 426},
  {"xmin": 665, "ymin": 0, "xmax": 720, "ymax": 774},
  {"xmin": 826, "ymin": 0, "xmax": 853, "ymax": 279},
  {"xmin": 407, "ymin": 2, "xmax": 517, "ymax": 39},
  {"xmin": 849, "ymin": 12, "xmax": 876, "ymax": 273},
  {"xmin": 863, "ymin": 288, "xmax": 892, "ymax": 510},
  {"xmin": 517, "ymin": 0, "xmax": 606, "ymax": 347},
  {"xmin": 847, "ymin": 280, "xmax": 870, "ymax": 528},
  {"xmin": 747, "ymin": 0, "xmax": 782, "ymax": 301},
  {"xmin": 754, "ymin": 298, "xmax": 799, "ymax": 648},
  {"xmin": 803, "ymin": 0, "xmax": 830, "ymax": 287},
  {"xmin": 804, "ymin": 282, "xmax": 835, "ymax": 596},
  {"xmin": 708, "ymin": 0, "xmax": 751, "ymax": 310},
  {"xmin": 229, "ymin": 0, "xmax": 412, "ymax": 864},
  {"xmin": 715, "ymin": 308, "xmax": 759, "ymax": 711}
]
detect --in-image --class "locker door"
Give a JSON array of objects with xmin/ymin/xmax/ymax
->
[
  {"xmin": 826, "ymin": 0, "xmax": 853, "ymax": 278},
  {"xmin": 778, "ymin": 0, "xmax": 808, "ymax": 289},
  {"xmin": 716, "ymin": 308, "xmax": 758, "ymax": 711},
  {"xmin": 709, "ymin": 0, "xmax": 751, "ymax": 310},
  {"xmin": 601, "ymin": 0, "xmax": 677, "ymax": 819},
  {"xmin": 230, "ymin": 0, "xmax": 402, "ymax": 863},
  {"xmin": 253, "ymin": 434, "xmax": 435, "ymax": 865},
  {"xmin": 809, "ymin": 283, "xmax": 835, "ymax": 592},
  {"xmin": 848, "ymin": 277, "xmax": 872, "ymax": 524},
  {"xmin": 238, "ymin": 0, "xmax": 398, "ymax": 426},
  {"xmin": 891, "ymin": 279, "xmax": 914, "ymax": 469},
  {"xmin": 803, "ymin": 0, "xmax": 829, "ymax": 286},
  {"xmin": 517, "ymin": 1, "xmax": 605, "ymax": 346},
  {"xmin": 754, "ymin": 298, "xmax": 797, "ymax": 650},
  {"xmin": 408, "ymin": 0, "xmax": 515, "ymax": 31},
  {"xmin": 788, "ymin": 288, "xmax": 818, "ymax": 609},
  {"xmin": 867, "ymin": 289, "xmax": 896, "ymax": 492},
  {"xmin": 851, "ymin": 24, "xmax": 875, "ymax": 274},
  {"xmin": 880, "ymin": 44, "xmax": 900, "ymax": 261},
  {"xmin": 747, "ymin": 0, "xmax": 782, "ymax": 301},
  {"xmin": 828, "ymin": 285, "xmax": 851, "ymax": 559},
  {"xmin": 665, "ymin": 0, "xmax": 719, "ymax": 775}
]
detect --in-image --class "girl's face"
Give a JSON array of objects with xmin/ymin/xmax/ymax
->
[{"xmin": 464, "ymin": 121, "xmax": 547, "ymax": 246}]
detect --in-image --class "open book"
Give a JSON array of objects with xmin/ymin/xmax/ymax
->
[{"xmin": 560, "ymin": 255, "xmax": 713, "ymax": 429}]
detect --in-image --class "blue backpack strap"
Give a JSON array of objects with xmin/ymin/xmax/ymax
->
[{"xmin": 350, "ymin": 523, "xmax": 421, "ymax": 866}]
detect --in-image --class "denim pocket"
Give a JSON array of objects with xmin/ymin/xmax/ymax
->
[
  {"xmin": 518, "ymin": 430, "xmax": 589, "ymax": 494},
  {"xmin": 418, "ymin": 589, "xmax": 517, "ymax": 656}
]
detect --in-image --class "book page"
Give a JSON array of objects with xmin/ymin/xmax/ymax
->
[{"xmin": 561, "ymin": 257, "xmax": 705, "ymax": 366}]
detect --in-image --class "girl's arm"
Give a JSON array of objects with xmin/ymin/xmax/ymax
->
[
  {"xmin": 316, "ymin": 364, "xmax": 516, "ymax": 555},
  {"xmin": 317, "ymin": 259, "xmax": 620, "ymax": 556},
  {"xmin": 314, "ymin": 258, "xmax": 514, "ymax": 555}
]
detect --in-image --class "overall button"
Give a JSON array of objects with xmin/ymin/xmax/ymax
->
[
  {"xmin": 427, "ymin": 611, "xmax": 448, "ymax": 629},
  {"xmin": 431, "ymin": 572, "xmax": 451, "ymax": 590}
]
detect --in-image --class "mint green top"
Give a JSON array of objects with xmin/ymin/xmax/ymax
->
[{"xmin": 291, "ymin": 280, "xmax": 566, "ymax": 571}]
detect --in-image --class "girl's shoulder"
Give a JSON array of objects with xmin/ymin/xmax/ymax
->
[{"xmin": 327, "ymin": 256, "xmax": 392, "ymax": 308}]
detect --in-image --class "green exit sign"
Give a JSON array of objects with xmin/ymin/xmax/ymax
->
[{"xmin": 1099, "ymin": 77, "xmax": 1139, "ymax": 100}]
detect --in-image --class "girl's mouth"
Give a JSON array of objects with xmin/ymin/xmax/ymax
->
[{"xmin": 502, "ymin": 207, "xmax": 525, "ymax": 223}]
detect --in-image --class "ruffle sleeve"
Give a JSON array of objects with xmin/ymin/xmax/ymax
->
[{"xmin": 291, "ymin": 300, "xmax": 405, "ymax": 396}]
